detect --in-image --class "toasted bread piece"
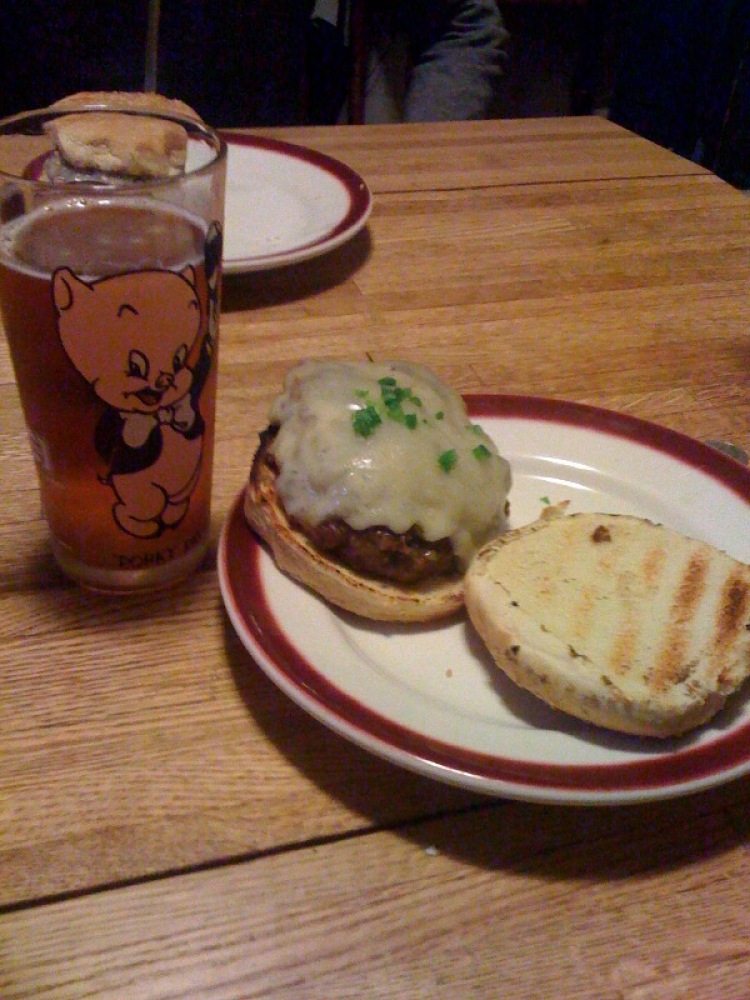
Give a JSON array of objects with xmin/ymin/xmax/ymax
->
[
  {"xmin": 465, "ymin": 507, "xmax": 750, "ymax": 738},
  {"xmin": 45, "ymin": 112, "xmax": 188, "ymax": 178},
  {"xmin": 244, "ymin": 439, "xmax": 464, "ymax": 623},
  {"xmin": 51, "ymin": 91, "xmax": 203, "ymax": 122}
]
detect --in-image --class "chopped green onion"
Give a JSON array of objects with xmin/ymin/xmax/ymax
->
[
  {"xmin": 438, "ymin": 449, "xmax": 458, "ymax": 472},
  {"xmin": 472, "ymin": 443, "xmax": 492, "ymax": 461},
  {"xmin": 435, "ymin": 411, "xmax": 444, "ymax": 420},
  {"xmin": 352, "ymin": 404, "xmax": 382, "ymax": 437},
  {"xmin": 377, "ymin": 377, "xmax": 421, "ymax": 428},
  {"xmin": 351, "ymin": 376, "xmax": 425, "ymax": 437},
  {"xmin": 382, "ymin": 389, "xmax": 405, "ymax": 410},
  {"xmin": 385, "ymin": 406, "xmax": 418, "ymax": 429}
]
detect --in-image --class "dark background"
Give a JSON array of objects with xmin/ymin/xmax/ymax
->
[{"xmin": 1, "ymin": 1, "xmax": 748, "ymax": 188}]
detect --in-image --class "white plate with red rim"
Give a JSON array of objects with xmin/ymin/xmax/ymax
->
[
  {"xmin": 218, "ymin": 395, "xmax": 750, "ymax": 806},
  {"xmin": 220, "ymin": 134, "xmax": 372, "ymax": 273}
]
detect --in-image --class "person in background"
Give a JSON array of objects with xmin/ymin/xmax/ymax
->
[
  {"xmin": 0, "ymin": 1, "xmax": 507, "ymax": 127},
  {"xmin": 374, "ymin": 0, "xmax": 509, "ymax": 123}
]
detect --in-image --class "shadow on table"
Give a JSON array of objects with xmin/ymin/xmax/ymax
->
[
  {"xmin": 222, "ymin": 612, "xmax": 750, "ymax": 883},
  {"xmin": 221, "ymin": 226, "xmax": 372, "ymax": 311},
  {"xmin": 222, "ymin": 612, "xmax": 484, "ymax": 819}
]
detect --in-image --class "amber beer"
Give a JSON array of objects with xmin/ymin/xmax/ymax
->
[{"xmin": 0, "ymin": 199, "xmax": 222, "ymax": 590}]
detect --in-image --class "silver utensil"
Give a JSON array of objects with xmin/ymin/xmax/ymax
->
[{"xmin": 705, "ymin": 440, "xmax": 749, "ymax": 465}]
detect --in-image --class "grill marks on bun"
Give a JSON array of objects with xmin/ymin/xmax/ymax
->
[
  {"xmin": 465, "ymin": 507, "xmax": 750, "ymax": 738},
  {"xmin": 241, "ymin": 361, "xmax": 750, "ymax": 738}
]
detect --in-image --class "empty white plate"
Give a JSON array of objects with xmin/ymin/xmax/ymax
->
[{"xmin": 221, "ymin": 134, "xmax": 372, "ymax": 272}]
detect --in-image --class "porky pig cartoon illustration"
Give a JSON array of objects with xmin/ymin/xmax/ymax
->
[{"xmin": 53, "ymin": 258, "xmax": 213, "ymax": 539}]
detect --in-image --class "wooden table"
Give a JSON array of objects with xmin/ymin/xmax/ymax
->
[{"xmin": 3, "ymin": 117, "xmax": 750, "ymax": 997}]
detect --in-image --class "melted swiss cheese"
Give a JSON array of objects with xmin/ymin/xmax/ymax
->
[{"xmin": 268, "ymin": 361, "xmax": 511, "ymax": 566}]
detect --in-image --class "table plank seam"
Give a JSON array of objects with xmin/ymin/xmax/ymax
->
[
  {"xmin": 374, "ymin": 170, "xmax": 712, "ymax": 198},
  {"xmin": 0, "ymin": 799, "xmax": 501, "ymax": 916}
]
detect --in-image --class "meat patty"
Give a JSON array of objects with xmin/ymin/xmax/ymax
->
[{"xmin": 255, "ymin": 427, "xmax": 460, "ymax": 584}]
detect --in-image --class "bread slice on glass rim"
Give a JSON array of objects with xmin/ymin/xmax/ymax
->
[
  {"xmin": 50, "ymin": 91, "xmax": 203, "ymax": 122},
  {"xmin": 45, "ymin": 91, "xmax": 204, "ymax": 179}
]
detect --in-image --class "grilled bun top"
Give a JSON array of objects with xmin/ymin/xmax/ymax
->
[
  {"xmin": 465, "ymin": 506, "xmax": 750, "ymax": 737},
  {"xmin": 266, "ymin": 360, "xmax": 512, "ymax": 569}
]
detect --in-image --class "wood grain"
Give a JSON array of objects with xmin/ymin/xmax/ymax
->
[
  {"xmin": 1, "ymin": 117, "xmax": 750, "ymax": 997},
  {"xmin": 250, "ymin": 118, "xmax": 708, "ymax": 194},
  {"xmin": 4, "ymin": 790, "xmax": 750, "ymax": 998}
]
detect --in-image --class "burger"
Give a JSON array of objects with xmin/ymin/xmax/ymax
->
[{"xmin": 244, "ymin": 360, "xmax": 512, "ymax": 621}]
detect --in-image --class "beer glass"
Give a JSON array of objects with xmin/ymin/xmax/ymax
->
[{"xmin": 0, "ymin": 107, "xmax": 226, "ymax": 591}]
